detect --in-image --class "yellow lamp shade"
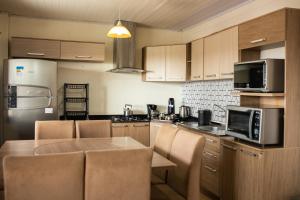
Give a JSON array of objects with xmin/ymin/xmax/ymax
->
[{"xmin": 107, "ymin": 20, "xmax": 131, "ymax": 38}]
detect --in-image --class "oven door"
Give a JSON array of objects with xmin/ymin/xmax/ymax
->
[
  {"xmin": 226, "ymin": 107, "xmax": 255, "ymax": 141},
  {"xmin": 234, "ymin": 60, "xmax": 266, "ymax": 91}
]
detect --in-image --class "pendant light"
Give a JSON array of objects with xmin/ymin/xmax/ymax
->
[{"xmin": 107, "ymin": 6, "xmax": 131, "ymax": 38}]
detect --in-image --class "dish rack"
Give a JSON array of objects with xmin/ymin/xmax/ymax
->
[{"xmin": 63, "ymin": 83, "xmax": 89, "ymax": 120}]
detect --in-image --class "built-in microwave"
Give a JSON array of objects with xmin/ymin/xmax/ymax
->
[
  {"xmin": 225, "ymin": 106, "xmax": 284, "ymax": 145},
  {"xmin": 234, "ymin": 59, "xmax": 285, "ymax": 92}
]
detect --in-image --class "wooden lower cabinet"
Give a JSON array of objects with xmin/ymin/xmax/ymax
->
[
  {"xmin": 112, "ymin": 122, "xmax": 150, "ymax": 146},
  {"xmin": 220, "ymin": 139, "xmax": 300, "ymax": 200}
]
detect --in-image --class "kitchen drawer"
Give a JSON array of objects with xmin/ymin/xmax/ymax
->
[
  {"xmin": 203, "ymin": 134, "xmax": 220, "ymax": 153},
  {"xmin": 60, "ymin": 41, "xmax": 105, "ymax": 62},
  {"xmin": 239, "ymin": 9, "xmax": 286, "ymax": 49},
  {"xmin": 201, "ymin": 156, "xmax": 220, "ymax": 196},
  {"xmin": 10, "ymin": 37, "xmax": 60, "ymax": 59},
  {"xmin": 203, "ymin": 148, "xmax": 220, "ymax": 163}
]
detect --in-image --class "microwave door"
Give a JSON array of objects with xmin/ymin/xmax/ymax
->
[{"xmin": 227, "ymin": 109, "xmax": 252, "ymax": 139}]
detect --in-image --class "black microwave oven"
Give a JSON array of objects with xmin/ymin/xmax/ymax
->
[{"xmin": 234, "ymin": 59, "xmax": 284, "ymax": 92}]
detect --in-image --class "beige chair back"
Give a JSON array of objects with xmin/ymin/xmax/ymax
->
[
  {"xmin": 154, "ymin": 124, "xmax": 178, "ymax": 158},
  {"xmin": 85, "ymin": 148, "xmax": 153, "ymax": 200},
  {"xmin": 167, "ymin": 130, "xmax": 205, "ymax": 200},
  {"xmin": 3, "ymin": 152, "xmax": 84, "ymax": 200},
  {"xmin": 75, "ymin": 120, "xmax": 111, "ymax": 138},
  {"xmin": 35, "ymin": 120, "xmax": 74, "ymax": 140}
]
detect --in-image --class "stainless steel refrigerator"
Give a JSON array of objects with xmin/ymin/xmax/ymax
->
[{"xmin": 2, "ymin": 59, "xmax": 58, "ymax": 142}]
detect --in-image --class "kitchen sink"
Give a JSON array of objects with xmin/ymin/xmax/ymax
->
[
  {"xmin": 198, "ymin": 125, "xmax": 225, "ymax": 132},
  {"xmin": 178, "ymin": 122, "xmax": 226, "ymax": 136}
]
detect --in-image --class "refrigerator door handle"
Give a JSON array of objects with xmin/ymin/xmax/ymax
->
[{"xmin": 6, "ymin": 84, "xmax": 54, "ymax": 110}]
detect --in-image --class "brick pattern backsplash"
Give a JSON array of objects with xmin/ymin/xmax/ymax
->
[{"xmin": 182, "ymin": 80, "xmax": 240, "ymax": 123}]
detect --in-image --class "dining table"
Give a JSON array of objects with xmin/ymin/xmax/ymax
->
[{"xmin": 0, "ymin": 137, "xmax": 176, "ymax": 189}]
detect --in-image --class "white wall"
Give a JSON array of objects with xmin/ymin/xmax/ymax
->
[
  {"xmin": 9, "ymin": 16, "xmax": 184, "ymax": 115},
  {"xmin": 182, "ymin": 0, "xmax": 300, "ymax": 41}
]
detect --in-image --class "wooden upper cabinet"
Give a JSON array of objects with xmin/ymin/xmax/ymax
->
[
  {"xmin": 165, "ymin": 45, "xmax": 187, "ymax": 82},
  {"xmin": 219, "ymin": 27, "xmax": 238, "ymax": 79},
  {"xmin": 191, "ymin": 39, "xmax": 204, "ymax": 81},
  {"xmin": 239, "ymin": 9, "xmax": 286, "ymax": 49},
  {"xmin": 60, "ymin": 41, "xmax": 105, "ymax": 62},
  {"xmin": 10, "ymin": 37, "xmax": 60, "ymax": 59},
  {"xmin": 143, "ymin": 46, "xmax": 166, "ymax": 82},
  {"xmin": 204, "ymin": 33, "xmax": 220, "ymax": 80}
]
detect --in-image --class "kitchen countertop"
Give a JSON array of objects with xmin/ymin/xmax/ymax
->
[{"xmin": 177, "ymin": 121, "xmax": 228, "ymax": 137}]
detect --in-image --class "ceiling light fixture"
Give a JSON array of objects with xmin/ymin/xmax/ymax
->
[{"xmin": 107, "ymin": 6, "xmax": 131, "ymax": 38}]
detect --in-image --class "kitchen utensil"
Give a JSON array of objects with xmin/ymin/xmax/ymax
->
[{"xmin": 123, "ymin": 104, "xmax": 133, "ymax": 117}]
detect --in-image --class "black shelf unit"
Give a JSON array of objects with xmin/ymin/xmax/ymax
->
[{"xmin": 64, "ymin": 83, "xmax": 89, "ymax": 120}]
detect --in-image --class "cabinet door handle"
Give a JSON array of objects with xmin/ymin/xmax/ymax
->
[
  {"xmin": 204, "ymin": 165, "xmax": 217, "ymax": 173},
  {"xmin": 221, "ymin": 143, "xmax": 237, "ymax": 151},
  {"xmin": 133, "ymin": 124, "xmax": 149, "ymax": 127},
  {"xmin": 192, "ymin": 75, "xmax": 201, "ymax": 78},
  {"xmin": 221, "ymin": 72, "xmax": 234, "ymax": 76},
  {"xmin": 206, "ymin": 138, "xmax": 217, "ymax": 143},
  {"xmin": 250, "ymin": 38, "xmax": 266, "ymax": 44},
  {"xmin": 205, "ymin": 74, "xmax": 217, "ymax": 78},
  {"xmin": 27, "ymin": 52, "xmax": 45, "ymax": 56},
  {"xmin": 75, "ymin": 55, "xmax": 92, "ymax": 59},
  {"xmin": 240, "ymin": 149, "xmax": 261, "ymax": 158},
  {"xmin": 203, "ymin": 151, "xmax": 217, "ymax": 158},
  {"xmin": 148, "ymin": 77, "xmax": 163, "ymax": 80}
]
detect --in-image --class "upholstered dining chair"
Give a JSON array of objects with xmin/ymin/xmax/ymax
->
[
  {"xmin": 151, "ymin": 130, "xmax": 206, "ymax": 200},
  {"xmin": 3, "ymin": 151, "xmax": 84, "ymax": 200},
  {"xmin": 35, "ymin": 120, "xmax": 75, "ymax": 140},
  {"xmin": 75, "ymin": 120, "xmax": 111, "ymax": 138},
  {"xmin": 152, "ymin": 124, "xmax": 178, "ymax": 184},
  {"xmin": 85, "ymin": 148, "xmax": 153, "ymax": 200}
]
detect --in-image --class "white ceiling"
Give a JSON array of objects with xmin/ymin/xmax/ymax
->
[{"xmin": 0, "ymin": 0, "xmax": 250, "ymax": 30}]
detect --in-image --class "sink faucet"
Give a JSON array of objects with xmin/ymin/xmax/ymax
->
[
  {"xmin": 213, "ymin": 104, "xmax": 226, "ymax": 113},
  {"xmin": 212, "ymin": 104, "xmax": 226, "ymax": 122}
]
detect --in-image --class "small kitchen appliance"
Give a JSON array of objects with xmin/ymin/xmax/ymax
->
[
  {"xmin": 123, "ymin": 104, "xmax": 133, "ymax": 117},
  {"xmin": 234, "ymin": 59, "xmax": 284, "ymax": 92},
  {"xmin": 198, "ymin": 110, "xmax": 212, "ymax": 126},
  {"xmin": 167, "ymin": 98, "xmax": 175, "ymax": 114},
  {"xmin": 147, "ymin": 104, "xmax": 159, "ymax": 119},
  {"xmin": 226, "ymin": 105, "xmax": 284, "ymax": 145},
  {"xmin": 179, "ymin": 105, "xmax": 191, "ymax": 120}
]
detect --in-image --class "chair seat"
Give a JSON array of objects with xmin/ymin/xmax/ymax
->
[
  {"xmin": 151, "ymin": 174, "xmax": 165, "ymax": 185},
  {"xmin": 151, "ymin": 184, "xmax": 185, "ymax": 200}
]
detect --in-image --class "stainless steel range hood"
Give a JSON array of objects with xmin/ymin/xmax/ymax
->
[{"xmin": 107, "ymin": 21, "xmax": 144, "ymax": 73}]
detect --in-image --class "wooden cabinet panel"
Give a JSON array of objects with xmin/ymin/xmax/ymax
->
[
  {"xmin": 10, "ymin": 37, "xmax": 60, "ymax": 59},
  {"xmin": 201, "ymin": 155, "xmax": 220, "ymax": 196},
  {"xmin": 204, "ymin": 33, "xmax": 220, "ymax": 80},
  {"xmin": 219, "ymin": 27, "xmax": 238, "ymax": 79},
  {"xmin": 220, "ymin": 140, "xmax": 238, "ymax": 200},
  {"xmin": 191, "ymin": 39, "xmax": 204, "ymax": 81},
  {"xmin": 143, "ymin": 46, "xmax": 166, "ymax": 81},
  {"xmin": 239, "ymin": 9, "xmax": 286, "ymax": 49},
  {"xmin": 112, "ymin": 123, "xmax": 150, "ymax": 146},
  {"xmin": 235, "ymin": 146, "xmax": 264, "ymax": 200},
  {"xmin": 112, "ymin": 123, "xmax": 130, "ymax": 137},
  {"xmin": 165, "ymin": 45, "xmax": 187, "ymax": 81},
  {"xmin": 129, "ymin": 123, "xmax": 150, "ymax": 146},
  {"xmin": 203, "ymin": 134, "xmax": 221, "ymax": 153},
  {"xmin": 61, "ymin": 41, "xmax": 105, "ymax": 62}
]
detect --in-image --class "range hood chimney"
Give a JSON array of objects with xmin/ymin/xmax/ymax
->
[{"xmin": 108, "ymin": 21, "xmax": 144, "ymax": 73}]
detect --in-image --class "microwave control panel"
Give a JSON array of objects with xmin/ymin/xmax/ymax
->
[{"xmin": 252, "ymin": 111, "xmax": 261, "ymax": 141}]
